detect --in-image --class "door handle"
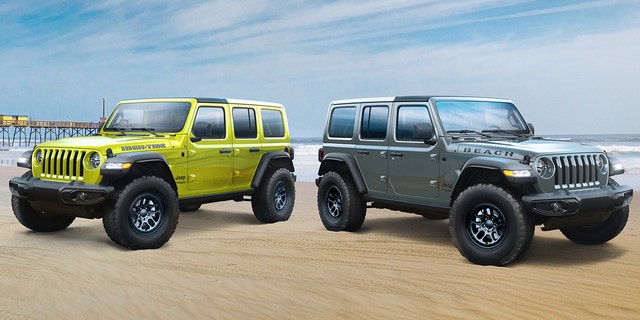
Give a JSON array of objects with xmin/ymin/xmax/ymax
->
[
  {"xmin": 389, "ymin": 152, "xmax": 403, "ymax": 157},
  {"xmin": 220, "ymin": 149, "xmax": 232, "ymax": 154},
  {"xmin": 249, "ymin": 148, "xmax": 260, "ymax": 152},
  {"xmin": 357, "ymin": 150, "xmax": 370, "ymax": 155}
]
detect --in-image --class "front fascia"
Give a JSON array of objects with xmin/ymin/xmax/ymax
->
[{"xmin": 31, "ymin": 134, "xmax": 187, "ymax": 185}]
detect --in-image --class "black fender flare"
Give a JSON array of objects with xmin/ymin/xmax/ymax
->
[
  {"xmin": 251, "ymin": 151, "xmax": 295, "ymax": 189},
  {"xmin": 317, "ymin": 152, "xmax": 367, "ymax": 194},
  {"xmin": 452, "ymin": 156, "xmax": 536, "ymax": 198}
]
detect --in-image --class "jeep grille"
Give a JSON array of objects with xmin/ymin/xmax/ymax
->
[
  {"xmin": 39, "ymin": 148, "xmax": 87, "ymax": 180},
  {"xmin": 552, "ymin": 154, "xmax": 602, "ymax": 189}
]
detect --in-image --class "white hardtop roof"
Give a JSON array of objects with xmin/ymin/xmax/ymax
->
[
  {"xmin": 330, "ymin": 95, "xmax": 511, "ymax": 105},
  {"xmin": 225, "ymin": 98, "xmax": 284, "ymax": 108},
  {"xmin": 119, "ymin": 97, "xmax": 284, "ymax": 108}
]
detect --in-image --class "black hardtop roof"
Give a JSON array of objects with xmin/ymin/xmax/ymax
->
[
  {"xmin": 393, "ymin": 96, "xmax": 434, "ymax": 102},
  {"xmin": 194, "ymin": 97, "xmax": 228, "ymax": 103}
]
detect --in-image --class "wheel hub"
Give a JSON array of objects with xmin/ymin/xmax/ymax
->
[
  {"xmin": 130, "ymin": 194, "xmax": 163, "ymax": 234},
  {"xmin": 273, "ymin": 181, "xmax": 288, "ymax": 211},
  {"xmin": 467, "ymin": 204, "xmax": 506, "ymax": 248},
  {"xmin": 326, "ymin": 186, "xmax": 343, "ymax": 218}
]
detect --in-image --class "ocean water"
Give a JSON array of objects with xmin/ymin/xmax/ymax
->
[{"xmin": 2, "ymin": 134, "xmax": 639, "ymax": 189}]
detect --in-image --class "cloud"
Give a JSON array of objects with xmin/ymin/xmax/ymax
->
[{"xmin": 0, "ymin": 1, "xmax": 639, "ymax": 135}]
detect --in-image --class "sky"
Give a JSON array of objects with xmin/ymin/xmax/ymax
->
[{"xmin": 1, "ymin": 0, "xmax": 639, "ymax": 137}]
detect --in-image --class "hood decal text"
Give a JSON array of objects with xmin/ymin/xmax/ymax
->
[
  {"xmin": 121, "ymin": 143, "xmax": 167, "ymax": 152},
  {"xmin": 462, "ymin": 147, "xmax": 515, "ymax": 158}
]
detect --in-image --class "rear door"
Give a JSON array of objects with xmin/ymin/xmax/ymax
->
[
  {"xmin": 355, "ymin": 104, "xmax": 389, "ymax": 194},
  {"xmin": 231, "ymin": 106, "xmax": 261, "ymax": 189}
]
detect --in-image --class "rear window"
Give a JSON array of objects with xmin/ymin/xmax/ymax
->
[
  {"xmin": 233, "ymin": 108, "xmax": 257, "ymax": 139},
  {"xmin": 360, "ymin": 105, "xmax": 388, "ymax": 140},
  {"xmin": 328, "ymin": 107, "xmax": 356, "ymax": 138},
  {"xmin": 261, "ymin": 109, "xmax": 285, "ymax": 138}
]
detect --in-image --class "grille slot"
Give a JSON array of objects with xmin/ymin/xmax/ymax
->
[
  {"xmin": 552, "ymin": 154, "xmax": 600, "ymax": 189},
  {"xmin": 40, "ymin": 148, "xmax": 86, "ymax": 180}
]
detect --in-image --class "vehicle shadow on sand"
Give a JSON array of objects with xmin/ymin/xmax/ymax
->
[
  {"xmin": 12, "ymin": 207, "xmax": 262, "ymax": 249},
  {"xmin": 175, "ymin": 208, "xmax": 262, "ymax": 235},
  {"xmin": 516, "ymin": 235, "xmax": 626, "ymax": 266},
  {"xmin": 358, "ymin": 213, "xmax": 452, "ymax": 247},
  {"xmin": 350, "ymin": 211, "xmax": 627, "ymax": 266}
]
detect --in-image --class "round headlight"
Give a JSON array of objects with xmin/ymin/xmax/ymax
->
[
  {"xmin": 535, "ymin": 157, "xmax": 555, "ymax": 179},
  {"xmin": 596, "ymin": 154, "xmax": 608, "ymax": 174},
  {"xmin": 89, "ymin": 152, "xmax": 101, "ymax": 169},
  {"xmin": 35, "ymin": 150, "xmax": 43, "ymax": 165}
]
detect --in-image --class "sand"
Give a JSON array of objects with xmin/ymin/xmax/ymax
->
[{"xmin": 1, "ymin": 165, "xmax": 638, "ymax": 319}]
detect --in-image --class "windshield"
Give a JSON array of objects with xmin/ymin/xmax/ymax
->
[
  {"xmin": 104, "ymin": 102, "xmax": 191, "ymax": 133},
  {"xmin": 436, "ymin": 100, "xmax": 529, "ymax": 135}
]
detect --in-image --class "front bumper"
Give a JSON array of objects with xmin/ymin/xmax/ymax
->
[
  {"xmin": 521, "ymin": 184, "xmax": 633, "ymax": 217},
  {"xmin": 9, "ymin": 176, "xmax": 115, "ymax": 207}
]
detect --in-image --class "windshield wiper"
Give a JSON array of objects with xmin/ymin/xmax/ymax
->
[
  {"xmin": 447, "ymin": 130, "xmax": 492, "ymax": 138},
  {"xmin": 110, "ymin": 126, "xmax": 127, "ymax": 136},
  {"xmin": 131, "ymin": 127, "xmax": 159, "ymax": 136},
  {"xmin": 482, "ymin": 129, "xmax": 528, "ymax": 138}
]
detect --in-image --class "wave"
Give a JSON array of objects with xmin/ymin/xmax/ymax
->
[{"xmin": 597, "ymin": 145, "xmax": 640, "ymax": 154}]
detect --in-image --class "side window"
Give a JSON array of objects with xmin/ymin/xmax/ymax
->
[
  {"xmin": 192, "ymin": 107, "xmax": 226, "ymax": 139},
  {"xmin": 396, "ymin": 105, "xmax": 433, "ymax": 141},
  {"xmin": 261, "ymin": 109, "xmax": 285, "ymax": 138},
  {"xmin": 232, "ymin": 107, "xmax": 257, "ymax": 139},
  {"xmin": 328, "ymin": 107, "xmax": 356, "ymax": 138},
  {"xmin": 360, "ymin": 105, "xmax": 388, "ymax": 140}
]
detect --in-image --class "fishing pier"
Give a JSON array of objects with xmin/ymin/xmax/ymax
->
[{"xmin": 1, "ymin": 115, "xmax": 101, "ymax": 147}]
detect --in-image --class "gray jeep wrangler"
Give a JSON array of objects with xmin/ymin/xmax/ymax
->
[{"xmin": 316, "ymin": 96, "xmax": 633, "ymax": 265}]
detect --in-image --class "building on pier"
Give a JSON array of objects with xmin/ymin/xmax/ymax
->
[{"xmin": 0, "ymin": 115, "xmax": 100, "ymax": 147}]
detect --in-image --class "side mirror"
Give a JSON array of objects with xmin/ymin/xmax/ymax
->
[
  {"xmin": 527, "ymin": 123, "xmax": 535, "ymax": 135},
  {"xmin": 413, "ymin": 123, "xmax": 436, "ymax": 145},
  {"xmin": 191, "ymin": 121, "xmax": 211, "ymax": 143}
]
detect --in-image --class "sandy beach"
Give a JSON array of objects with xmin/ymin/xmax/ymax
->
[{"xmin": 1, "ymin": 164, "xmax": 638, "ymax": 319}]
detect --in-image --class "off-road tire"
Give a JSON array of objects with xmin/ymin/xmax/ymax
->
[
  {"xmin": 12, "ymin": 170, "xmax": 75, "ymax": 232},
  {"xmin": 449, "ymin": 184, "xmax": 534, "ymax": 266},
  {"xmin": 251, "ymin": 168, "xmax": 295, "ymax": 223},
  {"xmin": 317, "ymin": 171, "xmax": 366, "ymax": 231},
  {"xmin": 103, "ymin": 176, "xmax": 179, "ymax": 249}
]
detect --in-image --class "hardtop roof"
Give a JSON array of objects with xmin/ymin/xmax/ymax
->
[
  {"xmin": 119, "ymin": 97, "xmax": 284, "ymax": 108},
  {"xmin": 330, "ymin": 95, "xmax": 510, "ymax": 105}
]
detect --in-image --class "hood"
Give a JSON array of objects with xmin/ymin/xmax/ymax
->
[
  {"xmin": 36, "ymin": 134, "xmax": 178, "ymax": 154},
  {"xmin": 452, "ymin": 138, "xmax": 603, "ymax": 160}
]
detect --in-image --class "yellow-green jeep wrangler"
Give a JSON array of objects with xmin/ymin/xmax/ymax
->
[{"xmin": 9, "ymin": 98, "xmax": 296, "ymax": 249}]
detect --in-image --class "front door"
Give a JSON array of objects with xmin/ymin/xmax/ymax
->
[
  {"xmin": 187, "ymin": 105, "xmax": 233, "ymax": 193},
  {"xmin": 388, "ymin": 104, "xmax": 439, "ymax": 200}
]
